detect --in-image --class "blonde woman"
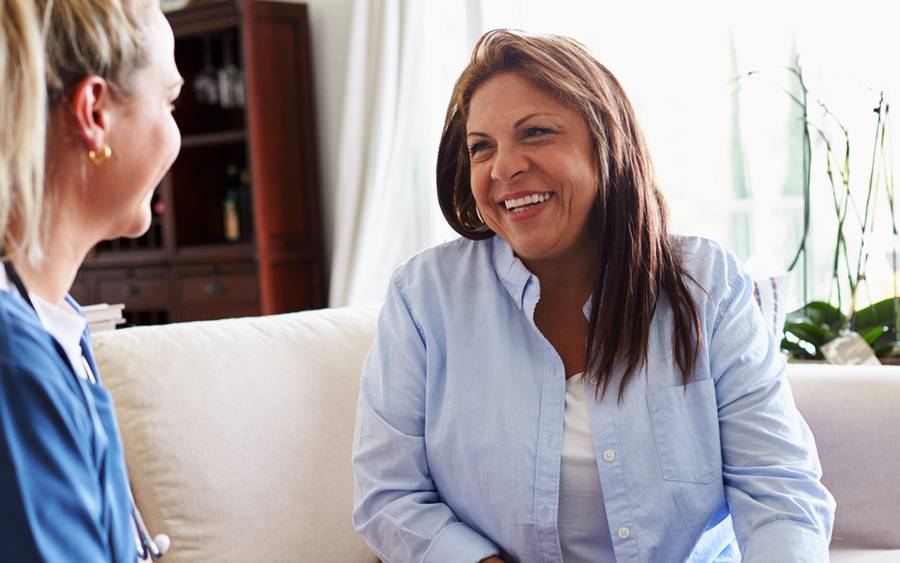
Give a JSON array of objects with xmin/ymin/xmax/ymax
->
[
  {"xmin": 352, "ymin": 30, "xmax": 835, "ymax": 562},
  {"xmin": 0, "ymin": 0, "xmax": 182, "ymax": 559}
]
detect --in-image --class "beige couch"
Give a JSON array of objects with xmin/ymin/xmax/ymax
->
[{"xmin": 93, "ymin": 306, "xmax": 900, "ymax": 562}]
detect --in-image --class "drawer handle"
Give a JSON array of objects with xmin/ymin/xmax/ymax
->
[
  {"xmin": 122, "ymin": 284, "xmax": 141, "ymax": 297},
  {"xmin": 204, "ymin": 281, "xmax": 227, "ymax": 295}
]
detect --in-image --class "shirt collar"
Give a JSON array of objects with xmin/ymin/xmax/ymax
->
[
  {"xmin": 490, "ymin": 235, "xmax": 593, "ymax": 321},
  {"xmin": 32, "ymin": 294, "xmax": 87, "ymax": 358},
  {"xmin": 491, "ymin": 235, "xmax": 534, "ymax": 311},
  {"xmin": 0, "ymin": 265, "xmax": 9, "ymax": 292}
]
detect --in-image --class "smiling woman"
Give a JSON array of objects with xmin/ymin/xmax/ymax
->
[
  {"xmin": 0, "ymin": 0, "xmax": 181, "ymax": 560},
  {"xmin": 352, "ymin": 29, "xmax": 835, "ymax": 562},
  {"xmin": 439, "ymin": 30, "xmax": 702, "ymax": 397}
]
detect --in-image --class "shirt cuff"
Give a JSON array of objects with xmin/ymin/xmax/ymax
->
[
  {"xmin": 422, "ymin": 522, "xmax": 499, "ymax": 563},
  {"xmin": 741, "ymin": 519, "xmax": 830, "ymax": 563}
]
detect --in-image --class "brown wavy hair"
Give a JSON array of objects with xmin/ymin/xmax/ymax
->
[{"xmin": 436, "ymin": 29, "xmax": 702, "ymax": 399}]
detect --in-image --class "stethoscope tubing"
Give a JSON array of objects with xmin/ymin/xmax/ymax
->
[{"xmin": 133, "ymin": 502, "xmax": 165, "ymax": 560}]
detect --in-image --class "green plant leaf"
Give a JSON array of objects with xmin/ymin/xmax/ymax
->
[
  {"xmin": 861, "ymin": 325, "xmax": 888, "ymax": 346},
  {"xmin": 789, "ymin": 301, "xmax": 845, "ymax": 331},
  {"xmin": 853, "ymin": 298, "xmax": 900, "ymax": 332},
  {"xmin": 867, "ymin": 328, "xmax": 897, "ymax": 358},
  {"xmin": 780, "ymin": 338, "xmax": 818, "ymax": 360},
  {"xmin": 784, "ymin": 321, "xmax": 836, "ymax": 345}
]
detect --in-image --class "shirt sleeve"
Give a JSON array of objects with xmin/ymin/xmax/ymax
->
[
  {"xmin": 352, "ymin": 274, "xmax": 500, "ymax": 563},
  {"xmin": 709, "ymin": 266, "xmax": 836, "ymax": 562},
  {"xmin": 0, "ymin": 353, "xmax": 114, "ymax": 562}
]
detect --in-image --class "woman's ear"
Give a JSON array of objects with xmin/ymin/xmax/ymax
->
[{"xmin": 68, "ymin": 76, "xmax": 111, "ymax": 152}]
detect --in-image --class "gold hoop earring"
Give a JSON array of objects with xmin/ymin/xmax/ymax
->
[
  {"xmin": 474, "ymin": 205, "xmax": 491, "ymax": 232},
  {"xmin": 88, "ymin": 143, "xmax": 112, "ymax": 166}
]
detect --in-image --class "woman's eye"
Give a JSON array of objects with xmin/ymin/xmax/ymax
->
[
  {"xmin": 468, "ymin": 141, "xmax": 489, "ymax": 156},
  {"xmin": 523, "ymin": 127, "xmax": 552, "ymax": 138}
]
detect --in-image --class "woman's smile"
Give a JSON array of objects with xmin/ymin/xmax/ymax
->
[{"xmin": 501, "ymin": 191, "xmax": 555, "ymax": 220}]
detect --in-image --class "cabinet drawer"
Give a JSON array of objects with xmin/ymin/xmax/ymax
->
[
  {"xmin": 177, "ymin": 303, "xmax": 261, "ymax": 322},
  {"xmin": 176, "ymin": 272, "xmax": 259, "ymax": 307},
  {"xmin": 97, "ymin": 276, "xmax": 169, "ymax": 309}
]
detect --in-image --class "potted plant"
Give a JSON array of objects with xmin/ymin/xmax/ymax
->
[{"xmin": 743, "ymin": 59, "xmax": 896, "ymax": 363}]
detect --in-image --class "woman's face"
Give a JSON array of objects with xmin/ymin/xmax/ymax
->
[
  {"xmin": 87, "ymin": 7, "xmax": 182, "ymax": 239},
  {"xmin": 466, "ymin": 72, "xmax": 597, "ymax": 267}
]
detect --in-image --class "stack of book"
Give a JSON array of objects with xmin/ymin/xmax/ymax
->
[{"xmin": 82, "ymin": 303, "xmax": 126, "ymax": 333}]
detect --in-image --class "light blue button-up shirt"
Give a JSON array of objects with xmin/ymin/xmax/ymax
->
[{"xmin": 352, "ymin": 234, "xmax": 835, "ymax": 563}]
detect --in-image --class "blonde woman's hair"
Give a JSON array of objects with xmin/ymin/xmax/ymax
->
[
  {"xmin": 0, "ymin": 0, "xmax": 47, "ymax": 264},
  {"xmin": 0, "ymin": 0, "xmax": 154, "ymax": 265},
  {"xmin": 40, "ymin": 0, "xmax": 153, "ymax": 104}
]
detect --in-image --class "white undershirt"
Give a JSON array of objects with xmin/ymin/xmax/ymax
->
[{"xmin": 559, "ymin": 373, "xmax": 615, "ymax": 562}]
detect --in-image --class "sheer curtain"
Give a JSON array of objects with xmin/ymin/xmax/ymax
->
[
  {"xmin": 328, "ymin": 0, "xmax": 477, "ymax": 306},
  {"xmin": 329, "ymin": 0, "xmax": 898, "ymax": 308},
  {"xmin": 327, "ymin": 0, "xmax": 423, "ymax": 306}
]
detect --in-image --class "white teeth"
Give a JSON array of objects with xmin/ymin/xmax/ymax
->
[{"xmin": 503, "ymin": 192, "xmax": 552, "ymax": 211}]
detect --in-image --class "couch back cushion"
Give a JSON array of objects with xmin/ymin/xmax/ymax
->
[
  {"xmin": 787, "ymin": 364, "xmax": 900, "ymax": 549},
  {"xmin": 93, "ymin": 305, "xmax": 381, "ymax": 562},
  {"xmin": 95, "ymin": 303, "xmax": 898, "ymax": 556}
]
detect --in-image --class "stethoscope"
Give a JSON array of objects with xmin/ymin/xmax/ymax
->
[{"xmin": 3, "ymin": 259, "xmax": 170, "ymax": 560}]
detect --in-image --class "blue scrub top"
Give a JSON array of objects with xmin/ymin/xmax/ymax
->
[{"xmin": 0, "ymin": 289, "xmax": 137, "ymax": 562}]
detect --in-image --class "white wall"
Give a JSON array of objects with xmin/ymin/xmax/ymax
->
[{"xmin": 270, "ymin": 0, "xmax": 354, "ymax": 275}]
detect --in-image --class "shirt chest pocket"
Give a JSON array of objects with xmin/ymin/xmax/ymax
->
[{"xmin": 646, "ymin": 378, "xmax": 722, "ymax": 484}]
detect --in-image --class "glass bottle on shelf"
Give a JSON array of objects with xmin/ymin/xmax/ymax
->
[
  {"xmin": 218, "ymin": 35, "xmax": 244, "ymax": 109},
  {"xmin": 223, "ymin": 165, "xmax": 241, "ymax": 242},
  {"xmin": 238, "ymin": 168, "xmax": 252, "ymax": 240},
  {"xmin": 193, "ymin": 36, "xmax": 218, "ymax": 105}
]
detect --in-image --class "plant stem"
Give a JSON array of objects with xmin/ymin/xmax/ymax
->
[{"xmin": 849, "ymin": 93, "xmax": 885, "ymax": 321}]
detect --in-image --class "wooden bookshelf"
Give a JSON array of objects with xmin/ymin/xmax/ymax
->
[{"xmin": 73, "ymin": 0, "xmax": 326, "ymax": 326}]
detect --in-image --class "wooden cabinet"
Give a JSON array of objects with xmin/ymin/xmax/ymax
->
[{"xmin": 75, "ymin": 0, "xmax": 326, "ymax": 326}]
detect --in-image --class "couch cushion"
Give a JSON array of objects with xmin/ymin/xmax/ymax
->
[
  {"xmin": 787, "ymin": 364, "xmax": 900, "ymax": 550},
  {"xmin": 830, "ymin": 549, "xmax": 900, "ymax": 563},
  {"xmin": 93, "ymin": 305, "xmax": 381, "ymax": 562}
]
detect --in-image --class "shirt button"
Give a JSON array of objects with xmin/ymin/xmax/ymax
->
[
  {"xmin": 618, "ymin": 527, "xmax": 631, "ymax": 539},
  {"xmin": 539, "ymin": 506, "xmax": 551, "ymax": 523},
  {"xmin": 602, "ymin": 449, "xmax": 616, "ymax": 462}
]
